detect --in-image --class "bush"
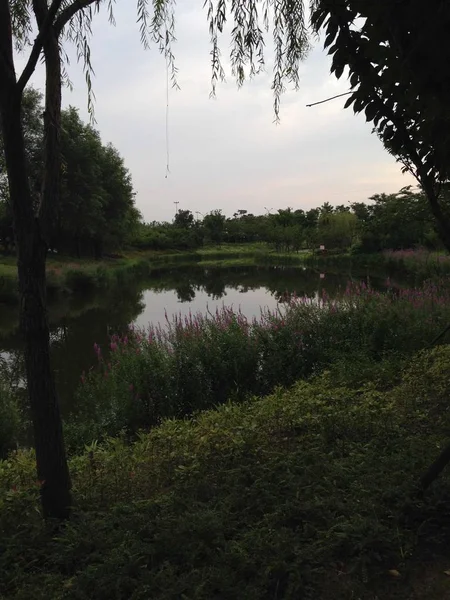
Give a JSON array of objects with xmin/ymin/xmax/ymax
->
[
  {"xmin": 71, "ymin": 280, "xmax": 450, "ymax": 447},
  {"xmin": 2, "ymin": 349, "xmax": 450, "ymax": 599}
]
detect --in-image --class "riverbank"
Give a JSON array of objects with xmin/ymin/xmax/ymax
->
[
  {"xmin": 0, "ymin": 245, "xmax": 312, "ymax": 305},
  {"xmin": 1, "ymin": 344, "xmax": 450, "ymax": 599},
  {"xmin": 2, "ymin": 246, "xmax": 448, "ymax": 305}
]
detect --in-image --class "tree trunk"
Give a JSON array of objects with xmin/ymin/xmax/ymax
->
[
  {"xmin": 419, "ymin": 440, "xmax": 450, "ymax": 494},
  {"xmin": 0, "ymin": 80, "xmax": 71, "ymax": 521},
  {"xmin": 422, "ymin": 180, "xmax": 450, "ymax": 253}
]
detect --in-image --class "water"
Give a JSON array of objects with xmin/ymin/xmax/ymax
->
[{"xmin": 0, "ymin": 264, "xmax": 393, "ymax": 415}]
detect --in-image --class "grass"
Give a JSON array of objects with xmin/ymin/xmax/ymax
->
[{"xmin": 1, "ymin": 346, "xmax": 450, "ymax": 598}]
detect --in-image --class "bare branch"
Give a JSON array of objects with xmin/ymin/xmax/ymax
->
[
  {"xmin": 306, "ymin": 90, "xmax": 352, "ymax": 107},
  {"xmin": 17, "ymin": 0, "xmax": 64, "ymax": 94}
]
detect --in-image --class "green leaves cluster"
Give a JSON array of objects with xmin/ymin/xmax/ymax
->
[{"xmin": 313, "ymin": 0, "xmax": 450, "ymax": 190}]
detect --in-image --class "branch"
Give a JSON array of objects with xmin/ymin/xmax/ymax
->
[
  {"xmin": 306, "ymin": 90, "xmax": 352, "ymax": 107},
  {"xmin": 17, "ymin": 0, "xmax": 63, "ymax": 93},
  {"xmin": 0, "ymin": 0, "xmax": 17, "ymax": 90},
  {"xmin": 54, "ymin": 0, "xmax": 99, "ymax": 36}
]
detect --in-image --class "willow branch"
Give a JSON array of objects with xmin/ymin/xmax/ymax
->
[{"xmin": 54, "ymin": 0, "xmax": 99, "ymax": 36}]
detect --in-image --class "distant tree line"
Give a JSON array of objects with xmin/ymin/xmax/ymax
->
[
  {"xmin": 0, "ymin": 88, "xmax": 140, "ymax": 258},
  {"xmin": 132, "ymin": 187, "xmax": 443, "ymax": 254},
  {"xmin": 1, "ymin": 90, "xmax": 444, "ymax": 260}
]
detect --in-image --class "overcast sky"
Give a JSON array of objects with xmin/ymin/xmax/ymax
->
[{"xmin": 22, "ymin": 1, "xmax": 415, "ymax": 222}]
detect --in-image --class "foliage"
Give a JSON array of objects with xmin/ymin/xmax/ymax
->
[
  {"xmin": 317, "ymin": 209, "xmax": 359, "ymax": 250},
  {"xmin": 70, "ymin": 279, "xmax": 450, "ymax": 447},
  {"xmin": 312, "ymin": 0, "xmax": 450, "ymax": 249},
  {"xmin": 130, "ymin": 188, "xmax": 441, "ymax": 256},
  {"xmin": 0, "ymin": 90, "xmax": 140, "ymax": 258},
  {"xmin": 2, "ymin": 346, "xmax": 450, "ymax": 598},
  {"xmin": 202, "ymin": 210, "xmax": 226, "ymax": 245},
  {"xmin": 351, "ymin": 187, "xmax": 440, "ymax": 253}
]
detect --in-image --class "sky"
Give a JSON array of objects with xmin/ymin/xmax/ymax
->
[{"xmin": 20, "ymin": 1, "xmax": 415, "ymax": 223}]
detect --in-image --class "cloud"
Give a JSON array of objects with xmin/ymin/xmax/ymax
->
[{"xmin": 17, "ymin": 1, "xmax": 414, "ymax": 221}]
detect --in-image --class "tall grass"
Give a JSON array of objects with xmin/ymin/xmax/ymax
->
[{"xmin": 71, "ymin": 279, "xmax": 450, "ymax": 448}]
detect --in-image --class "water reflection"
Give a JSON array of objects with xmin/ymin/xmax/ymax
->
[{"xmin": 0, "ymin": 264, "xmax": 393, "ymax": 415}]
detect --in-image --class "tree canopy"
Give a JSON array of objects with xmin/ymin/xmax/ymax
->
[
  {"xmin": 0, "ymin": 89, "xmax": 140, "ymax": 258},
  {"xmin": 312, "ymin": 0, "xmax": 450, "ymax": 248}
]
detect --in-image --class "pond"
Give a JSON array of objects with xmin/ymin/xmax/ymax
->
[{"xmin": 0, "ymin": 264, "xmax": 397, "ymax": 416}]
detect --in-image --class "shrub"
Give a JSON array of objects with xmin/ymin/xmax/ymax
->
[
  {"xmin": 72, "ymin": 280, "xmax": 450, "ymax": 446},
  {"xmin": 2, "ymin": 351, "xmax": 450, "ymax": 599}
]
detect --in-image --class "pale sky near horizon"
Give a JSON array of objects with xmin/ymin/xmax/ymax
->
[{"xmin": 19, "ymin": 1, "xmax": 415, "ymax": 222}]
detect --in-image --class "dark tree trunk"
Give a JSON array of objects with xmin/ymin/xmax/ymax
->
[
  {"xmin": 422, "ymin": 179, "xmax": 450, "ymax": 253},
  {"xmin": 1, "ymin": 89, "xmax": 71, "ymax": 520},
  {"xmin": 419, "ymin": 440, "xmax": 450, "ymax": 494},
  {"xmin": 0, "ymin": 2, "xmax": 71, "ymax": 520}
]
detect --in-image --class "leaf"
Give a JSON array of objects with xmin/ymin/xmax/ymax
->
[
  {"xmin": 443, "ymin": 570, "xmax": 450, "ymax": 576},
  {"xmin": 344, "ymin": 95, "xmax": 355, "ymax": 110},
  {"xmin": 365, "ymin": 102, "xmax": 379, "ymax": 123}
]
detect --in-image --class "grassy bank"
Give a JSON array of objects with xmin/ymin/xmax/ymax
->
[
  {"xmin": 0, "ymin": 245, "xmax": 311, "ymax": 305},
  {"xmin": 2, "ymin": 345, "xmax": 450, "ymax": 599},
  {"xmin": 0, "ymin": 252, "xmax": 195, "ymax": 304},
  {"xmin": 2, "ymin": 246, "xmax": 448, "ymax": 305},
  {"xmin": 62, "ymin": 279, "xmax": 450, "ymax": 449}
]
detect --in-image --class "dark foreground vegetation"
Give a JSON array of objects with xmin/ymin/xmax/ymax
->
[
  {"xmin": 2, "ymin": 279, "xmax": 450, "ymax": 598},
  {"xmin": 2, "ymin": 347, "xmax": 450, "ymax": 599}
]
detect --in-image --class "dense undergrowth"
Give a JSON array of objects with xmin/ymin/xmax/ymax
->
[
  {"xmin": 1, "ymin": 346, "xmax": 450, "ymax": 599},
  {"xmin": 66, "ymin": 279, "xmax": 450, "ymax": 449}
]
